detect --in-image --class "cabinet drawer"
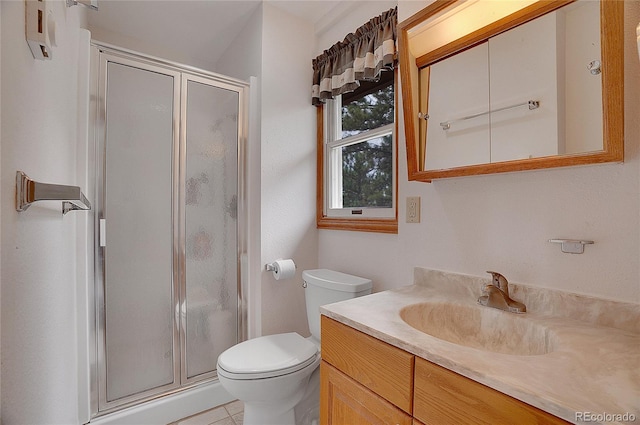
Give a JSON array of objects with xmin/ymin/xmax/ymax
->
[
  {"xmin": 321, "ymin": 316, "xmax": 414, "ymax": 413},
  {"xmin": 414, "ymin": 357, "xmax": 570, "ymax": 425},
  {"xmin": 321, "ymin": 361, "xmax": 412, "ymax": 425}
]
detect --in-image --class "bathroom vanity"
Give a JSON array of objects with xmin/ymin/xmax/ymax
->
[
  {"xmin": 319, "ymin": 269, "xmax": 640, "ymax": 424},
  {"xmin": 321, "ymin": 317, "xmax": 567, "ymax": 424}
]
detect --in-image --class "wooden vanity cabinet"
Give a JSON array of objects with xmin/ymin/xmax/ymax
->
[
  {"xmin": 321, "ymin": 362, "xmax": 412, "ymax": 425},
  {"xmin": 320, "ymin": 316, "xmax": 413, "ymax": 424},
  {"xmin": 321, "ymin": 316, "xmax": 570, "ymax": 425},
  {"xmin": 414, "ymin": 358, "xmax": 571, "ymax": 425}
]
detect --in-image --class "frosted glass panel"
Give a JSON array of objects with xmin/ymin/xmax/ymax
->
[
  {"xmin": 104, "ymin": 62, "xmax": 175, "ymax": 401},
  {"xmin": 185, "ymin": 80, "xmax": 239, "ymax": 378}
]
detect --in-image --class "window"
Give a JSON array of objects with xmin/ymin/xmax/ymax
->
[{"xmin": 317, "ymin": 70, "xmax": 397, "ymax": 233}]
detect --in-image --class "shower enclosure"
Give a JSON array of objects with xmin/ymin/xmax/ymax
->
[{"xmin": 90, "ymin": 45, "xmax": 248, "ymax": 416}]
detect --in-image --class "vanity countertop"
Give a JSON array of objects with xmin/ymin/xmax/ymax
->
[{"xmin": 320, "ymin": 268, "xmax": 640, "ymax": 425}]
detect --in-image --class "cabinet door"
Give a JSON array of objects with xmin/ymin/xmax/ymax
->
[
  {"xmin": 321, "ymin": 361, "xmax": 412, "ymax": 425},
  {"xmin": 321, "ymin": 316, "xmax": 414, "ymax": 413},
  {"xmin": 414, "ymin": 358, "xmax": 570, "ymax": 425}
]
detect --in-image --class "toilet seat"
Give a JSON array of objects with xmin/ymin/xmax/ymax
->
[{"xmin": 217, "ymin": 332, "xmax": 319, "ymax": 380}]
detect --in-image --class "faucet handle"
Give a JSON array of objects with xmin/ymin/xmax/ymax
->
[{"xmin": 486, "ymin": 271, "xmax": 509, "ymax": 297}]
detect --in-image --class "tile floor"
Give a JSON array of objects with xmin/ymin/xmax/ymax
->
[{"xmin": 171, "ymin": 400, "xmax": 244, "ymax": 425}]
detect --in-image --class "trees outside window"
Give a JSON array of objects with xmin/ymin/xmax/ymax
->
[
  {"xmin": 318, "ymin": 70, "xmax": 397, "ymax": 233},
  {"xmin": 341, "ymin": 81, "xmax": 394, "ymax": 208}
]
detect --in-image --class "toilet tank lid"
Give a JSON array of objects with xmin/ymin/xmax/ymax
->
[{"xmin": 302, "ymin": 269, "xmax": 372, "ymax": 293}]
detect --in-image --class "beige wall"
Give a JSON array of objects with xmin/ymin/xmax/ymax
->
[
  {"xmin": 259, "ymin": 3, "xmax": 318, "ymax": 336},
  {"xmin": 1, "ymin": 3, "xmax": 636, "ymax": 422},
  {"xmin": 318, "ymin": 1, "xmax": 640, "ymax": 303},
  {"xmin": 0, "ymin": 2, "xmax": 2, "ymax": 422},
  {"xmin": 215, "ymin": 6, "xmax": 264, "ymax": 339},
  {"xmin": 1, "ymin": 0, "xmax": 86, "ymax": 422}
]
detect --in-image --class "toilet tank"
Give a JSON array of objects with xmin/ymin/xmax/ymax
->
[{"xmin": 303, "ymin": 269, "xmax": 372, "ymax": 342}]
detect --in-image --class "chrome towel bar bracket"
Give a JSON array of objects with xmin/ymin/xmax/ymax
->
[
  {"xmin": 548, "ymin": 239, "xmax": 594, "ymax": 254},
  {"xmin": 16, "ymin": 171, "xmax": 91, "ymax": 215}
]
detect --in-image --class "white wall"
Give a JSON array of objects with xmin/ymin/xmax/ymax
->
[
  {"xmin": 215, "ymin": 6, "xmax": 262, "ymax": 82},
  {"xmin": 216, "ymin": 3, "xmax": 319, "ymax": 338},
  {"xmin": 86, "ymin": 1, "xmax": 262, "ymax": 74},
  {"xmin": 1, "ymin": 3, "xmax": 636, "ymax": 422},
  {"xmin": 1, "ymin": 1, "xmax": 86, "ymax": 423},
  {"xmin": 259, "ymin": 3, "xmax": 318, "ymax": 336},
  {"xmin": 318, "ymin": 1, "xmax": 640, "ymax": 304},
  {"xmin": 0, "ymin": 2, "xmax": 4, "ymax": 423},
  {"xmin": 88, "ymin": 24, "xmax": 218, "ymax": 72},
  {"xmin": 215, "ymin": 6, "xmax": 264, "ymax": 338},
  {"xmin": 0, "ymin": 2, "xmax": 3, "ymax": 421},
  {"xmin": 235, "ymin": 0, "xmax": 397, "ymax": 338}
]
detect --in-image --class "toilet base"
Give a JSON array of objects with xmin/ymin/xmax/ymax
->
[
  {"xmin": 243, "ymin": 403, "xmax": 296, "ymax": 425},
  {"xmin": 294, "ymin": 366, "xmax": 320, "ymax": 425},
  {"xmin": 218, "ymin": 355, "xmax": 320, "ymax": 425},
  {"xmin": 236, "ymin": 367, "xmax": 320, "ymax": 425}
]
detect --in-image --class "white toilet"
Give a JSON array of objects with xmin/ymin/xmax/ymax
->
[{"xmin": 216, "ymin": 269, "xmax": 372, "ymax": 425}]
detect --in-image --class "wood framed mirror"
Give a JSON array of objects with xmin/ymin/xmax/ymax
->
[{"xmin": 398, "ymin": 0, "xmax": 623, "ymax": 182}]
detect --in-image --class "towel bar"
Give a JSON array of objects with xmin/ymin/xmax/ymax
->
[
  {"xmin": 438, "ymin": 100, "xmax": 540, "ymax": 130},
  {"xmin": 16, "ymin": 171, "xmax": 91, "ymax": 215}
]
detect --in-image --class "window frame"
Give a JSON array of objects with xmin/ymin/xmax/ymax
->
[{"xmin": 316, "ymin": 70, "xmax": 398, "ymax": 234}]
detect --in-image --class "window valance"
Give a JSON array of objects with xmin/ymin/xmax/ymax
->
[{"xmin": 311, "ymin": 7, "xmax": 397, "ymax": 106}]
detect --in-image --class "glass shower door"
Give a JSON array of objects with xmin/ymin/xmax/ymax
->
[
  {"xmin": 94, "ymin": 48, "xmax": 247, "ymax": 417},
  {"xmin": 99, "ymin": 58, "xmax": 181, "ymax": 410},
  {"xmin": 181, "ymin": 75, "xmax": 240, "ymax": 383}
]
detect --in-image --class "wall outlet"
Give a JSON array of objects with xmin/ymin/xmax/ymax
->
[{"xmin": 406, "ymin": 196, "xmax": 421, "ymax": 223}]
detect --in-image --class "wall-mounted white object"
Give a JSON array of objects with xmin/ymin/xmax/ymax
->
[
  {"xmin": 25, "ymin": 0, "xmax": 56, "ymax": 60},
  {"xmin": 548, "ymin": 239, "xmax": 594, "ymax": 254},
  {"xmin": 16, "ymin": 171, "xmax": 91, "ymax": 215},
  {"xmin": 587, "ymin": 60, "xmax": 601, "ymax": 75},
  {"xmin": 406, "ymin": 196, "xmax": 420, "ymax": 223},
  {"xmin": 636, "ymin": 22, "xmax": 639, "ymax": 61},
  {"xmin": 265, "ymin": 259, "xmax": 296, "ymax": 280},
  {"xmin": 66, "ymin": 0, "xmax": 98, "ymax": 10}
]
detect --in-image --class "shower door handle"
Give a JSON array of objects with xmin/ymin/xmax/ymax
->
[{"xmin": 99, "ymin": 219, "xmax": 107, "ymax": 247}]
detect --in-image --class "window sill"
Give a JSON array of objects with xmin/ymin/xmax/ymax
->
[{"xmin": 317, "ymin": 216, "xmax": 398, "ymax": 234}]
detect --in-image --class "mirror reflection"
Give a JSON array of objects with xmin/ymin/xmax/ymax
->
[
  {"xmin": 420, "ymin": 1, "xmax": 602, "ymax": 170},
  {"xmin": 398, "ymin": 0, "xmax": 623, "ymax": 181}
]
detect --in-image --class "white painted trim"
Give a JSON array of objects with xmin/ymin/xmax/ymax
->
[
  {"xmin": 76, "ymin": 27, "xmax": 94, "ymax": 424},
  {"xmin": 247, "ymin": 75, "xmax": 262, "ymax": 339},
  {"xmin": 86, "ymin": 382, "xmax": 234, "ymax": 425},
  {"xmin": 323, "ymin": 98, "xmax": 397, "ymax": 219}
]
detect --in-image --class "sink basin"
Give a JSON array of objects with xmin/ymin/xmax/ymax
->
[{"xmin": 400, "ymin": 302, "xmax": 557, "ymax": 356}]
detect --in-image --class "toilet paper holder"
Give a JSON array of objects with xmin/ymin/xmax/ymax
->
[
  {"xmin": 264, "ymin": 260, "xmax": 297, "ymax": 271},
  {"xmin": 265, "ymin": 259, "xmax": 297, "ymax": 281}
]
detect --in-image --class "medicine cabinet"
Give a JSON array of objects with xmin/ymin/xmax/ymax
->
[{"xmin": 398, "ymin": 0, "xmax": 623, "ymax": 181}]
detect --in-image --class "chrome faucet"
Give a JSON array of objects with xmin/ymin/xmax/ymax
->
[{"xmin": 477, "ymin": 271, "xmax": 526, "ymax": 313}]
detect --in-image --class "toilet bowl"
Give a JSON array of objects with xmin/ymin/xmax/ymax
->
[
  {"xmin": 218, "ymin": 333, "xmax": 320, "ymax": 424},
  {"xmin": 216, "ymin": 269, "xmax": 372, "ymax": 425}
]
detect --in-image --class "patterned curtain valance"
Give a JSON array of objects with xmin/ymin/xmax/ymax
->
[{"xmin": 312, "ymin": 7, "xmax": 397, "ymax": 106}]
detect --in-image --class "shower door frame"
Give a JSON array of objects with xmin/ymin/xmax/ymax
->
[{"xmin": 90, "ymin": 43, "xmax": 248, "ymax": 418}]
